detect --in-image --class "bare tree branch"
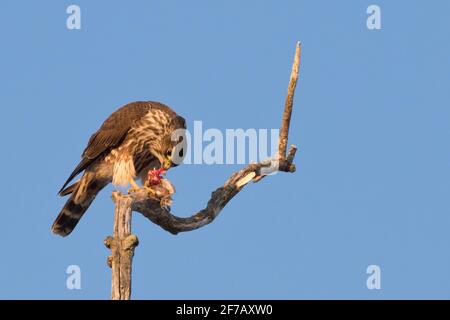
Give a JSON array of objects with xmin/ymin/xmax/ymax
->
[
  {"xmin": 131, "ymin": 146, "xmax": 298, "ymax": 235},
  {"xmin": 279, "ymin": 41, "xmax": 301, "ymax": 159},
  {"xmin": 104, "ymin": 193, "xmax": 138, "ymax": 300}
]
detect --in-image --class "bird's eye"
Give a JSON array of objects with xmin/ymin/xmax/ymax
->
[{"xmin": 166, "ymin": 149, "xmax": 172, "ymax": 157}]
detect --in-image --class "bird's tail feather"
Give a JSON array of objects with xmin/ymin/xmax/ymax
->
[{"xmin": 52, "ymin": 174, "xmax": 106, "ymax": 237}]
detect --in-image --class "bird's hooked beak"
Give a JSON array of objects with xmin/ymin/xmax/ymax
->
[
  {"xmin": 154, "ymin": 153, "xmax": 172, "ymax": 171},
  {"xmin": 162, "ymin": 157, "xmax": 172, "ymax": 170},
  {"xmin": 162, "ymin": 151, "xmax": 175, "ymax": 170}
]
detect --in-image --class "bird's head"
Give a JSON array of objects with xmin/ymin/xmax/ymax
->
[{"xmin": 150, "ymin": 115, "xmax": 187, "ymax": 170}]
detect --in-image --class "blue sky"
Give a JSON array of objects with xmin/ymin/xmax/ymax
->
[{"xmin": 0, "ymin": 0, "xmax": 449, "ymax": 299}]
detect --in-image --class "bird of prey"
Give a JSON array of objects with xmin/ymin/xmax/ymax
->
[{"xmin": 52, "ymin": 101, "xmax": 186, "ymax": 237}]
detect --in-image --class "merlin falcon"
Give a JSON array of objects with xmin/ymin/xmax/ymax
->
[{"xmin": 52, "ymin": 101, "xmax": 186, "ymax": 237}]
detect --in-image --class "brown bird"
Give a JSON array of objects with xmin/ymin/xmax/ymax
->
[{"xmin": 52, "ymin": 101, "xmax": 186, "ymax": 237}]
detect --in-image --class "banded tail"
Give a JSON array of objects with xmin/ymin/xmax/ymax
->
[{"xmin": 52, "ymin": 173, "xmax": 107, "ymax": 237}]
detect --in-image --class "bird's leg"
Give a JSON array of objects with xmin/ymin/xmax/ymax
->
[
  {"xmin": 127, "ymin": 179, "xmax": 142, "ymax": 194},
  {"xmin": 128, "ymin": 179, "xmax": 159, "ymax": 198}
]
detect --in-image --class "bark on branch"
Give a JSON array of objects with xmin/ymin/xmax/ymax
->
[
  {"xmin": 131, "ymin": 147, "xmax": 297, "ymax": 235},
  {"xmin": 104, "ymin": 193, "xmax": 138, "ymax": 300}
]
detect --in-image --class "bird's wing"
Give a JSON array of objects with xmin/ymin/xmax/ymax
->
[{"xmin": 58, "ymin": 101, "xmax": 153, "ymax": 195}]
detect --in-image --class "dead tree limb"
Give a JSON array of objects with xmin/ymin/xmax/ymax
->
[
  {"xmin": 131, "ymin": 147, "xmax": 297, "ymax": 234},
  {"xmin": 104, "ymin": 192, "xmax": 138, "ymax": 300},
  {"xmin": 279, "ymin": 41, "xmax": 301, "ymax": 159},
  {"xmin": 104, "ymin": 41, "xmax": 301, "ymax": 299}
]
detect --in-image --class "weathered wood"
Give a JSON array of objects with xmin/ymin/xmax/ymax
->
[
  {"xmin": 104, "ymin": 193, "xmax": 138, "ymax": 300},
  {"xmin": 279, "ymin": 41, "xmax": 301, "ymax": 159},
  {"xmin": 131, "ymin": 145, "xmax": 298, "ymax": 235}
]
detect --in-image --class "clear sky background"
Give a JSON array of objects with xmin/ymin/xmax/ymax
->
[{"xmin": 0, "ymin": 0, "xmax": 449, "ymax": 299}]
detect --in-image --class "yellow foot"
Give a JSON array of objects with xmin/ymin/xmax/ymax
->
[
  {"xmin": 144, "ymin": 186, "xmax": 158, "ymax": 198},
  {"xmin": 127, "ymin": 179, "xmax": 160, "ymax": 199},
  {"xmin": 128, "ymin": 186, "xmax": 158, "ymax": 198},
  {"xmin": 128, "ymin": 179, "xmax": 142, "ymax": 194},
  {"xmin": 128, "ymin": 187, "xmax": 140, "ymax": 194}
]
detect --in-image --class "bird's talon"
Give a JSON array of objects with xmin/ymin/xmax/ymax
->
[
  {"xmin": 128, "ymin": 187, "xmax": 140, "ymax": 194},
  {"xmin": 144, "ymin": 186, "xmax": 158, "ymax": 198}
]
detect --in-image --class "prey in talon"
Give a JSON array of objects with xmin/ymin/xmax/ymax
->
[{"xmin": 144, "ymin": 168, "xmax": 176, "ymax": 210}]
